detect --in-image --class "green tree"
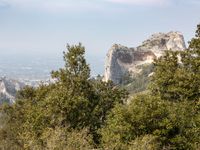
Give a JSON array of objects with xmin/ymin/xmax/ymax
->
[
  {"xmin": 48, "ymin": 43, "xmax": 127, "ymax": 143},
  {"xmin": 101, "ymin": 24, "xmax": 200, "ymax": 150},
  {"xmin": 0, "ymin": 43, "xmax": 127, "ymax": 149},
  {"xmin": 101, "ymin": 94, "xmax": 200, "ymax": 149},
  {"xmin": 150, "ymin": 50, "xmax": 181, "ymax": 101},
  {"xmin": 150, "ymin": 24, "xmax": 200, "ymax": 101}
]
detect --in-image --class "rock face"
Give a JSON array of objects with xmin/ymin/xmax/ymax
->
[
  {"xmin": 0, "ymin": 77, "xmax": 25, "ymax": 104},
  {"xmin": 104, "ymin": 31, "xmax": 186, "ymax": 84}
]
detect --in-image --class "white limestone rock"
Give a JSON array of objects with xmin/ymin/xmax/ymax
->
[
  {"xmin": 104, "ymin": 31, "xmax": 186, "ymax": 84},
  {"xmin": 0, "ymin": 77, "xmax": 25, "ymax": 104}
]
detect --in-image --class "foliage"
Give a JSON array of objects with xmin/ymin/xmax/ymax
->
[
  {"xmin": 101, "ymin": 24, "xmax": 200, "ymax": 150},
  {"xmin": 122, "ymin": 64, "xmax": 154, "ymax": 94},
  {"xmin": 150, "ymin": 24, "xmax": 200, "ymax": 101},
  {"xmin": 33, "ymin": 127, "xmax": 93, "ymax": 150},
  {"xmin": 0, "ymin": 43, "xmax": 127, "ymax": 149},
  {"xmin": 128, "ymin": 134, "xmax": 161, "ymax": 150},
  {"xmin": 0, "ymin": 24, "xmax": 200, "ymax": 150},
  {"xmin": 101, "ymin": 94, "xmax": 200, "ymax": 149}
]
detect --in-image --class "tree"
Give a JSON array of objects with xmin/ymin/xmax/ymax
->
[
  {"xmin": 100, "ymin": 94, "xmax": 200, "ymax": 149},
  {"xmin": 0, "ymin": 43, "xmax": 127, "ymax": 149},
  {"xmin": 48, "ymin": 43, "xmax": 128, "ymax": 143},
  {"xmin": 150, "ymin": 50, "xmax": 182, "ymax": 101},
  {"xmin": 150, "ymin": 24, "xmax": 200, "ymax": 101},
  {"xmin": 101, "ymin": 24, "xmax": 200, "ymax": 149}
]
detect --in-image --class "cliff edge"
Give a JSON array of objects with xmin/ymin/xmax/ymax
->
[{"xmin": 104, "ymin": 32, "xmax": 186, "ymax": 84}]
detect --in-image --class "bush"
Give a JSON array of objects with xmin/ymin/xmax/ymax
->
[{"xmin": 101, "ymin": 94, "xmax": 200, "ymax": 149}]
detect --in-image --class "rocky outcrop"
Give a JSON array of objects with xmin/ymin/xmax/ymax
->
[
  {"xmin": 0, "ymin": 77, "xmax": 25, "ymax": 104},
  {"xmin": 0, "ymin": 77, "xmax": 55, "ymax": 104},
  {"xmin": 104, "ymin": 32, "xmax": 186, "ymax": 84}
]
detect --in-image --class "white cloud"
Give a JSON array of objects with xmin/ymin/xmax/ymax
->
[
  {"xmin": 0, "ymin": 0, "xmax": 102, "ymax": 13},
  {"xmin": 0, "ymin": 0, "xmax": 170, "ymax": 13},
  {"xmin": 0, "ymin": 0, "xmax": 9, "ymax": 8},
  {"xmin": 104, "ymin": 0, "xmax": 169, "ymax": 6},
  {"xmin": 189, "ymin": 0, "xmax": 200, "ymax": 4}
]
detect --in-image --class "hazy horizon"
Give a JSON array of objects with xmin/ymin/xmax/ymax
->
[{"xmin": 1, "ymin": 0, "xmax": 200, "ymax": 78}]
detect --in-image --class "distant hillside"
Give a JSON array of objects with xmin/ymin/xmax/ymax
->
[
  {"xmin": 0, "ymin": 77, "xmax": 25, "ymax": 104},
  {"xmin": 0, "ymin": 77, "xmax": 56, "ymax": 104},
  {"xmin": 121, "ymin": 64, "xmax": 154, "ymax": 95}
]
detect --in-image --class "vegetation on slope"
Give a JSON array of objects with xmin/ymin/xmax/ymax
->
[
  {"xmin": 0, "ymin": 24, "xmax": 200, "ymax": 150},
  {"xmin": 120, "ymin": 64, "xmax": 154, "ymax": 95},
  {"xmin": 0, "ymin": 43, "xmax": 128, "ymax": 149}
]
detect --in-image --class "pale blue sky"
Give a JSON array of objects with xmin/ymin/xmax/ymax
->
[{"xmin": 0, "ymin": 0, "xmax": 200, "ymax": 75}]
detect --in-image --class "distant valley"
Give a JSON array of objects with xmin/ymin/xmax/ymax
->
[
  {"xmin": 0, "ymin": 53, "xmax": 64, "ymax": 80},
  {"xmin": 0, "ymin": 31, "xmax": 187, "ymax": 104}
]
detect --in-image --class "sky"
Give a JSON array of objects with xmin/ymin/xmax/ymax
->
[{"xmin": 0, "ymin": 0, "xmax": 200, "ymax": 75}]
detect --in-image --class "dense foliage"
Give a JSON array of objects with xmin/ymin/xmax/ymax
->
[
  {"xmin": 101, "ymin": 94, "xmax": 200, "ymax": 149},
  {"xmin": 150, "ymin": 25, "xmax": 200, "ymax": 101},
  {"xmin": 0, "ymin": 24, "xmax": 200, "ymax": 150},
  {"xmin": 0, "ymin": 43, "xmax": 127, "ymax": 149},
  {"xmin": 101, "ymin": 24, "xmax": 200, "ymax": 149}
]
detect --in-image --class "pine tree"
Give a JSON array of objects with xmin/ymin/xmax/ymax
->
[
  {"xmin": 150, "ymin": 24, "xmax": 200, "ymax": 101},
  {"xmin": 150, "ymin": 50, "xmax": 181, "ymax": 101}
]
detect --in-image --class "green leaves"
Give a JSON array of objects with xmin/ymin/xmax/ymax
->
[
  {"xmin": 150, "ymin": 37, "xmax": 200, "ymax": 101},
  {"xmin": 101, "ymin": 24, "xmax": 200, "ymax": 149},
  {"xmin": 1, "ymin": 24, "xmax": 200, "ymax": 149},
  {"xmin": 101, "ymin": 95, "xmax": 200, "ymax": 149},
  {"xmin": 0, "ymin": 43, "xmax": 127, "ymax": 149}
]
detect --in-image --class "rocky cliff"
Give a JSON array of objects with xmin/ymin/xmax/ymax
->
[
  {"xmin": 104, "ymin": 31, "xmax": 186, "ymax": 84},
  {"xmin": 0, "ymin": 77, "xmax": 25, "ymax": 104}
]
